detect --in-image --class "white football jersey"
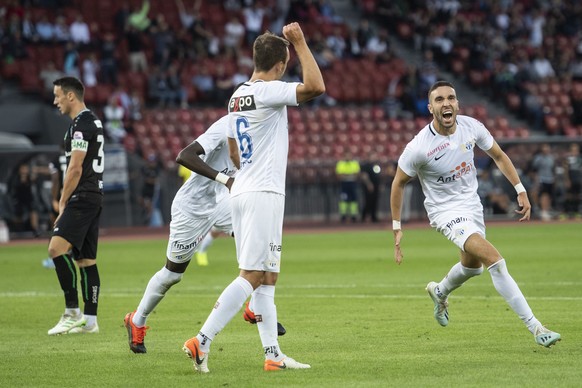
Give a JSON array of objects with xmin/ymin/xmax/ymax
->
[
  {"xmin": 227, "ymin": 79, "xmax": 300, "ymax": 196},
  {"xmin": 398, "ymin": 115, "xmax": 495, "ymax": 222},
  {"xmin": 172, "ymin": 115, "xmax": 237, "ymax": 218}
]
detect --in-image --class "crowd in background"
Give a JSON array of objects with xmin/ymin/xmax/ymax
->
[
  {"xmin": 1, "ymin": 0, "xmax": 581, "ymax": 235},
  {"xmin": 370, "ymin": 0, "xmax": 582, "ymax": 131}
]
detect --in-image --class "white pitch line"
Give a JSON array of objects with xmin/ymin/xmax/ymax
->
[{"xmin": 1, "ymin": 290, "xmax": 581, "ymax": 301}]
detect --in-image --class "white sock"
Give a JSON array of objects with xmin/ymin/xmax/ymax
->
[
  {"xmin": 199, "ymin": 233, "xmax": 214, "ymax": 253},
  {"xmin": 84, "ymin": 314, "xmax": 97, "ymax": 327},
  {"xmin": 253, "ymin": 285, "xmax": 283, "ymax": 361},
  {"xmin": 65, "ymin": 308, "xmax": 81, "ymax": 317},
  {"xmin": 488, "ymin": 259, "xmax": 540, "ymax": 333},
  {"xmin": 133, "ymin": 267, "xmax": 183, "ymax": 327},
  {"xmin": 438, "ymin": 262, "xmax": 483, "ymax": 297},
  {"xmin": 197, "ymin": 276, "xmax": 253, "ymax": 353}
]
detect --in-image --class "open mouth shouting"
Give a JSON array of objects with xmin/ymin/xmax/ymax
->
[{"xmin": 441, "ymin": 109, "xmax": 454, "ymax": 125}]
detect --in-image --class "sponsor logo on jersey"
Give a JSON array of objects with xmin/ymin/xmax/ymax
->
[
  {"xmin": 436, "ymin": 161, "xmax": 474, "ymax": 183},
  {"xmin": 71, "ymin": 139, "xmax": 88, "ymax": 151},
  {"xmin": 172, "ymin": 234, "xmax": 205, "ymax": 253},
  {"xmin": 269, "ymin": 242, "xmax": 282, "ymax": 252},
  {"xmin": 229, "ymin": 95, "xmax": 256, "ymax": 112},
  {"xmin": 446, "ymin": 216, "xmax": 468, "ymax": 230},
  {"xmin": 427, "ymin": 142, "xmax": 450, "ymax": 158}
]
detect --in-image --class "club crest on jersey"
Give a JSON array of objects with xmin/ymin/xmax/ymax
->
[
  {"xmin": 460, "ymin": 138, "xmax": 476, "ymax": 153},
  {"xmin": 229, "ymin": 95, "xmax": 256, "ymax": 112}
]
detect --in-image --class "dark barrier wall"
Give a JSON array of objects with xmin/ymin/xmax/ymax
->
[{"xmin": 0, "ymin": 102, "xmax": 71, "ymax": 145}]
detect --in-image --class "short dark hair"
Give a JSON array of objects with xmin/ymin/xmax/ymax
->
[
  {"xmin": 253, "ymin": 32, "xmax": 289, "ymax": 72},
  {"xmin": 428, "ymin": 80, "xmax": 455, "ymax": 100},
  {"xmin": 53, "ymin": 76, "xmax": 85, "ymax": 100}
]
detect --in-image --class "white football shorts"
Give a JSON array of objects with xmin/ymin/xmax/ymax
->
[
  {"xmin": 166, "ymin": 196, "xmax": 232, "ymax": 264},
  {"xmin": 431, "ymin": 208, "xmax": 486, "ymax": 251},
  {"xmin": 231, "ymin": 191, "xmax": 284, "ymax": 272}
]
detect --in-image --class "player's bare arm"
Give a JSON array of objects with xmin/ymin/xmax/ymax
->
[
  {"xmin": 57, "ymin": 149, "xmax": 85, "ymax": 222},
  {"xmin": 176, "ymin": 141, "xmax": 234, "ymax": 189},
  {"xmin": 228, "ymin": 137, "xmax": 240, "ymax": 169},
  {"xmin": 282, "ymin": 22, "xmax": 325, "ymax": 104},
  {"xmin": 390, "ymin": 167, "xmax": 413, "ymax": 265},
  {"xmin": 485, "ymin": 141, "xmax": 531, "ymax": 221}
]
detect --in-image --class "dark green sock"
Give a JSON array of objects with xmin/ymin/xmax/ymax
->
[
  {"xmin": 52, "ymin": 254, "xmax": 78, "ymax": 309},
  {"xmin": 80, "ymin": 264, "xmax": 100, "ymax": 316}
]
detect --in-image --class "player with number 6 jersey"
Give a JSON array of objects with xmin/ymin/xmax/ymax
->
[
  {"xmin": 47, "ymin": 76, "xmax": 104, "ymax": 336},
  {"xmin": 183, "ymin": 22, "xmax": 325, "ymax": 373}
]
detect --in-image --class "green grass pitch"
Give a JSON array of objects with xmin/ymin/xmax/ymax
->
[{"xmin": 1, "ymin": 222, "xmax": 581, "ymax": 387}]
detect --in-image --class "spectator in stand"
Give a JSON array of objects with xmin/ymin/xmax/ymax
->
[
  {"xmin": 532, "ymin": 143, "xmax": 556, "ymax": 221},
  {"xmin": 103, "ymin": 95, "xmax": 127, "ymax": 144},
  {"xmin": 309, "ymin": 31, "xmax": 334, "ymax": 68},
  {"xmin": 191, "ymin": 65, "xmax": 215, "ymax": 103},
  {"xmin": 21, "ymin": 10, "xmax": 39, "ymax": 43},
  {"xmin": 3, "ymin": 30, "xmax": 28, "ymax": 62},
  {"xmin": 166, "ymin": 63, "xmax": 188, "ymax": 109},
  {"xmin": 232, "ymin": 62, "xmax": 252, "ymax": 87},
  {"xmin": 128, "ymin": 89, "xmax": 143, "ymax": 121},
  {"xmin": 326, "ymin": 26, "xmax": 347, "ymax": 59},
  {"xmin": 213, "ymin": 63, "xmax": 235, "ymax": 107},
  {"xmin": 99, "ymin": 32, "xmax": 118, "ymax": 84},
  {"xmin": 63, "ymin": 41, "xmax": 80, "ymax": 78},
  {"xmin": 189, "ymin": 7, "xmax": 213, "ymax": 59},
  {"xmin": 40, "ymin": 61, "xmax": 65, "ymax": 97},
  {"xmin": 418, "ymin": 49, "xmax": 438, "ymax": 91},
  {"xmin": 564, "ymin": 143, "xmax": 582, "ymax": 218},
  {"xmin": 356, "ymin": 18, "xmax": 374, "ymax": 51},
  {"xmin": 527, "ymin": 8, "xmax": 545, "ymax": 48},
  {"xmin": 150, "ymin": 17, "xmax": 174, "ymax": 69},
  {"xmin": 114, "ymin": 2, "xmax": 131, "ymax": 34},
  {"xmin": 126, "ymin": 24, "xmax": 148, "ymax": 73},
  {"xmin": 82, "ymin": 52, "xmax": 99, "ymax": 88},
  {"xmin": 477, "ymin": 169, "xmax": 512, "ymax": 216},
  {"xmin": 365, "ymin": 28, "xmax": 393, "ymax": 63},
  {"xmin": 175, "ymin": 0, "xmax": 199, "ymax": 31},
  {"xmin": 223, "ymin": 15, "xmax": 245, "ymax": 58},
  {"xmin": 53, "ymin": 14, "xmax": 70, "ymax": 43},
  {"xmin": 128, "ymin": 0, "xmax": 151, "ymax": 32},
  {"xmin": 529, "ymin": 49, "xmax": 556, "ymax": 81},
  {"xmin": 345, "ymin": 27, "xmax": 362, "ymax": 58},
  {"xmin": 149, "ymin": 64, "xmax": 186, "ymax": 108},
  {"xmin": 269, "ymin": 0, "xmax": 290, "ymax": 34},
  {"xmin": 69, "ymin": 13, "xmax": 90, "ymax": 47},
  {"xmin": 243, "ymin": 2, "xmax": 267, "ymax": 47},
  {"xmin": 36, "ymin": 15, "xmax": 55, "ymax": 43}
]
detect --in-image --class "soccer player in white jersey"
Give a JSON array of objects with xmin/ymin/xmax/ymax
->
[
  {"xmin": 183, "ymin": 22, "xmax": 325, "ymax": 373},
  {"xmin": 123, "ymin": 115, "xmax": 239, "ymax": 353},
  {"xmin": 390, "ymin": 80, "xmax": 560, "ymax": 347}
]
